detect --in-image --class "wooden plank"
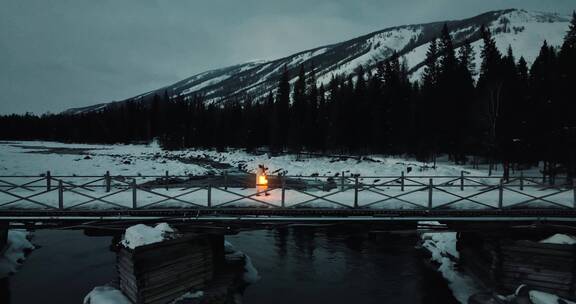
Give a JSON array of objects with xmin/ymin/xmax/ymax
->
[
  {"xmin": 500, "ymin": 245, "xmax": 574, "ymax": 257},
  {"xmin": 507, "ymin": 240, "xmax": 576, "ymax": 251},
  {"xmin": 501, "ymin": 270, "xmax": 572, "ymax": 284},
  {"xmin": 502, "ymin": 260, "xmax": 574, "ymax": 273},
  {"xmin": 500, "ymin": 277, "xmax": 572, "ymax": 291},
  {"xmin": 140, "ymin": 277, "xmax": 206, "ymax": 304},
  {"xmin": 132, "ymin": 251, "xmax": 210, "ymax": 273}
]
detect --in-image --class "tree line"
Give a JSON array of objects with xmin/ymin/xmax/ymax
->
[{"xmin": 1, "ymin": 14, "xmax": 575, "ymax": 177}]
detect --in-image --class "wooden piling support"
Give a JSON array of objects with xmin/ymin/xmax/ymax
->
[
  {"xmin": 340, "ymin": 172, "xmax": 345, "ymax": 191},
  {"xmin": 401, "ymin": 171, "xmax": 405, "ymax": 191},
  {"xmin": 460, "ymin": 170, "xmax": 464, "ymax": 191}
]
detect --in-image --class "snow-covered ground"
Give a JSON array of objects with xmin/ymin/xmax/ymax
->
[
  {"xmin": 419, "ymin": 222, "xmax": 481, "ymax": 303},
  {"xmin": 0, "ymin": 141, "xmax": 571, "ymax": 210},
  {"xmin": 0, "ymin": 230, "xmax": 35, "ymax": 278},
  {"xmin": 120, "ymin": 223, "xmax": 177, "ymax": 249},
  {"xmin": 539, "ymin": 233, "xmax": 576, "ymax": 245},
  {"xmin": 420, "ymin": 224, "xmax": 576, "ymax": 304},
  {"xmin": 83, "ymin": 286, "xmax": 132, "ymax": 304}
]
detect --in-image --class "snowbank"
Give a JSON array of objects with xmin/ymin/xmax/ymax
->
[
  {"xmin": 224, "ymin": 240, "xmax": 260, "ymax": 284},
  {"xmin": 0, "ymin": 230, "xmax": 35, "ymax": 278},
  {"xmin": 83, "ymin": 286, "xmax": 132, "ymax": 304},
  {"xmin": 529, "ymin": 290, "xmax": 576, "ymax": 304},
  {"xmin": 120, "ymin": 223, "xmax": 177, "ymax": 249},
  {"xmin": 419, "ymin": 223, "xmax": 480, "ymax": 303},
  {"xmin": 539, "ymin": 234, "xmax": 576, "ymax": 245}
]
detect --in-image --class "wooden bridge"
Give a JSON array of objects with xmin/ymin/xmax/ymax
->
[{"xmin": 0, "ymin": 172, "xmax": 575, "ymax": 223}]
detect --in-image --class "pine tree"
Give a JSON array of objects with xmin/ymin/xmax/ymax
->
[
  {"xmin": 422, "ymin": 39, "xmax": 439, "ymax": 89},
  {"xmin": 478, "ymin": 25, "xmax": 502, "ymax": 86},
  {"xmin": 439, "ymin": 24, "xmax": 458, "ymax": 78},
  {"xmin": 458, "ymin": 39, "xmax": 476, "ymax": 77},
  {"xmin": 273, "ymin": 64, "xmax": 290, "ymax": 150},
  {"xmin": 305, "ymin": 63, "xmax": 319, "ymax": 150},
  {"xmin": 289, "ymin": 64, "xmax": 307, "ymax": 151}
]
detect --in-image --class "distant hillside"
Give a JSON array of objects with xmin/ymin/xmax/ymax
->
[{"xmin": 63, "ymin": 9, "xmax": 570, "ymax": 114}]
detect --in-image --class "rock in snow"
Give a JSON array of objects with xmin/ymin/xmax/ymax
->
[{"xmin": 120, "ymin": 223, "xmax": 177, "ymax": 249}]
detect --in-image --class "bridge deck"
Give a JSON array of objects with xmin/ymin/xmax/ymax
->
[{"xmin": 1, "ymin": 174, "xmax": 575, "ymax": 222}]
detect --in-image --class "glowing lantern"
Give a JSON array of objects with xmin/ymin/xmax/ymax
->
[
  {"xmin": 256, "ymin": 165, "xmax": 269, "ymax": 196},
  {"xmin": 257, "ymin": 174, "xmax": 268, "ymax": 186}
]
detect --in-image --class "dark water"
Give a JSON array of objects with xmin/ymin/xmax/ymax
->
[{"xmin": 3, "ymin": 227, "xmax": 458, "ymax": 304}]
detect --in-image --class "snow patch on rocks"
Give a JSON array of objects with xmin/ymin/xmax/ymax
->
[
  {"xmin": 419, "ymin": 223, "xmax": 480, "ymax": 303},
  {"xmin": 83, "ymin": 286, "xmax": 132, "ymax": 304},
  {"xmin": 539, "ymin": 234, "xmax": 576, "ymax": 245},
  {"xmin": 224, "ymin": 240, "xmax": 260, "ymax": 284},
  {"xmin": 0, "ymin": 230, "xmax": 35, "ymax": 278},
  {"xmin": 529, "ymin": 290, "xmax": 576, "ymax": 304},
  {"xmin": 170, "ymin": 290, "xmax": 204, "ymax": 303},
  {"xmin": 120, "ymin": 223, "xmax": 177, "ymax": 249}
]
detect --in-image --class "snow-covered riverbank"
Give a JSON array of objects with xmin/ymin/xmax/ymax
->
[{"xmin": 0, "ymin": 230, "xmax": 35, "ymax": 278}]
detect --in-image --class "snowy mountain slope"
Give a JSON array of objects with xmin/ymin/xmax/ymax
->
[{"xmin": 64, "ymin": 9, "xmax": 570, "ymax": 114}]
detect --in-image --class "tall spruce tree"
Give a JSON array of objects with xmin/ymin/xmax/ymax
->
[{"xmin": 273, "ymin": 64, "xmax": 290, "ymax": 151}]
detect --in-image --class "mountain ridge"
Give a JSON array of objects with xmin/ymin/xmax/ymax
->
[{"xmin": 63, "ymin": 8, "xmax": 570, "ymax": 115}]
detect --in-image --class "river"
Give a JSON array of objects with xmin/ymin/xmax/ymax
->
[{"xmin": 2, "ymin": 227, "xmax": 458, "ymax": 303}]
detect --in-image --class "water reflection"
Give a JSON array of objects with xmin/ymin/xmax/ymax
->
[
  {"xmin": 7, "ymin": 226, "xmax": 459, "ymax": 304},
  {"xmin": 0, "ymin": 277, "xmax": 10, "ymax": 303},
  {"xmin": 229, "ymin": 226, "xmax": 459, "ymax": 304}
]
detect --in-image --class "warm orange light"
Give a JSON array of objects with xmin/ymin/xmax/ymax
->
[{"xmin": 257, "ymin": 175, "xmax": 268, "ymax": 185}]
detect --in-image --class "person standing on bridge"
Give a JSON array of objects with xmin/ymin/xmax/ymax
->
[{"xmin": 256, "ymin": 164, "xmax": 270, "ymax": 196}]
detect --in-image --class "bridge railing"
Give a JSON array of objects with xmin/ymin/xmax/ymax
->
[{"xmin": 0, "ymin": 171, "xmax": 574, "ymax": 211}]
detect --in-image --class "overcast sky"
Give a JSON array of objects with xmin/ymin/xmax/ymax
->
[{"xmin": 0, "ymin": 0, "xmax": 573, "ymax": 114}]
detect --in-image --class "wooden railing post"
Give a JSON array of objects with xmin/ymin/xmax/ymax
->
[
  {"xmin": 498, "ymin": 179, "xmax": 504, "ymax": 209},
  {"xmin": 354, "ymin": 176, "xmax": 359, "ymax": 208},
  {"xmin": 520, "ymin": 171, "xmax": 524, "ymax": 191},
  {"xmin": 105, "ymin": 171, "xmax": 111, "ymax": 193},
  {"xmin": 46, "ymin": 171, "xmax": 51, "ymax": 191},
  {"xmin": 340, "ymin": 172, "xmax": 345, "ymax": 191},
  {"xmin": 460, "ymin": 171, "xmax": 464, "ymax": 191},
  {"xmin": 58, "ymin": 180, "xmax": 64, "ymax": 209},
  {"xmin": 165, "ymin": 170, "xmax": 169, "ymax": 191},
  {"xmin": 224, "ymin": 171, "xmax": 228, "ymax": 190},
  {"xmin": 281, "ymin": 176, "xmax": 286, "ymax": 208},
  {"xmin": 401, "ymin": 171, "xmax": 405, "ymax": 192},
  {"xmin": 428, "ymin": 178, "xmax": 433, "ymax": 210},
  {"xmin": 573, "ymin": 178, "xmax": 576, "ymax": 209},
  {"xmin": 207, "ymin": 184, "xmax": 212, "ymax": 208},
  {"xmin": 132, "ymin": 179, "xmax": 137, "ymax": 209}
]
